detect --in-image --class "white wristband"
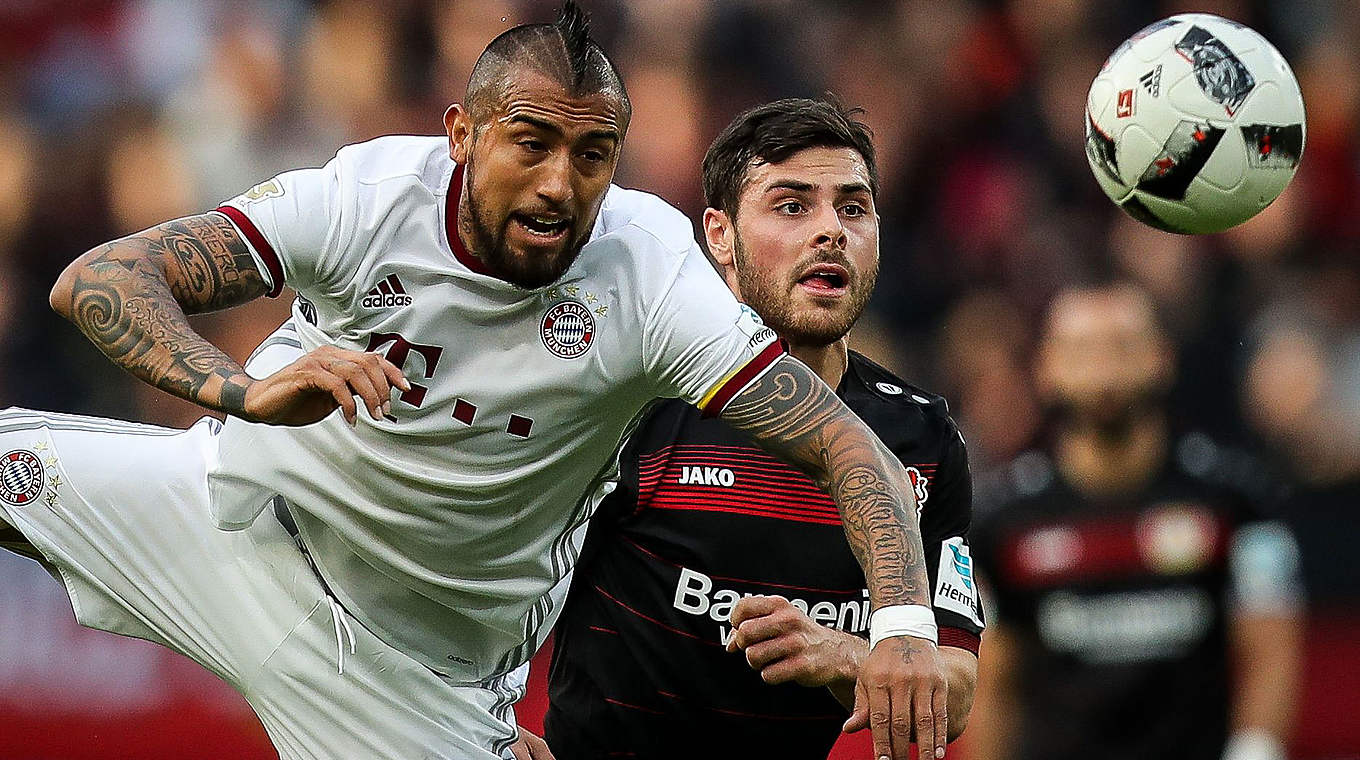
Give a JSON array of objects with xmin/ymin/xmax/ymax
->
[
  {"xmin": 869, "ymin": 604, "xmax": 938, "ymax": 648},
  {"xmin": 1221, "ymin": 730, "xmax": 1286, "ymax": 760}
]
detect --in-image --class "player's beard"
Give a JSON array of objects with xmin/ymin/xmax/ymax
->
[
  {"xmin": 732, "ymin": 233, "xmax": 876, "ymax": 346},
  {"xmin": 460, "ymin": 160, "xmax": 585, "ymax": 290}
]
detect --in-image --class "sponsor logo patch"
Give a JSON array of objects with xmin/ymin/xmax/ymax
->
[
  {"xmin": 934, "ymin": 537, "xmax": 983, "ymax": 627},
  {"xmin": 677, "ymin": 465, "xmax": 735, "ymax": 487},
  {"xmin": 1, "ymin": 449, "xmax": 44, "ymax": 507},
  {"xmin": 541, "ymin": 300, "xmax": 595, "ymax": 359},
  {"xmin": 1116, "ymin": 88, "xmax": 1135, "ymax": 118}
]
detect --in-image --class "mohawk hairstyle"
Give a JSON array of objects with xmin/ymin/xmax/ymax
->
[
  {"xmin": 557, "ymin": 0, "xmax": 592, "ymax": 87},
  {"xmin": 464, "ymin": 1, "xmax": 630, "ymax": 128}
]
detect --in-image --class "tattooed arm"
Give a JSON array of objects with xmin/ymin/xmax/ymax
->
[
  {"xmin": 50, "ymin": 213, "xmax": 407, "ymax": 425},
  {"xmin": 720, "ymin": 354, "xmax": 947, "ymax": 760}
]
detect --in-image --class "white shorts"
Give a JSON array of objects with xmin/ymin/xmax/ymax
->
[{"xmin": 0, "ymin": 407, "xmax": 525, "ymax": 760}]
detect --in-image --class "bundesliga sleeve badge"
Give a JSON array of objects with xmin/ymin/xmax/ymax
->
[{"xmin": 541, "ymin": 300, "xmax": 596, "ymax": 359}]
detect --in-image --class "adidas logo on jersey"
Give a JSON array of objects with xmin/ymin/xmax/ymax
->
[
  {"xmin": 363, "ymin": 274, "xmax": 412, "ymax": 309},
  {"xmin": 677, "ymin": 465, "xmax": 735, "ymax": 487}
]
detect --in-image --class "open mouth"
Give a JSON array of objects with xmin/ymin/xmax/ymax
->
[
  {"xmin": 512, "ymin": 213, "xmax": 571, "ymax": 241},
  {"xmin": 797, "ymin": 263, "xmax": 849, "ymax": 295}
]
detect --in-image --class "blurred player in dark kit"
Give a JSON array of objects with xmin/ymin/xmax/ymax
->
[
  {"xmin": 968, "ymin": 282, "xmax": 1303, "ymax": 760},
  {"xmin": 542, "ymin": 98, "xmax": 983, "ymax": 759}
]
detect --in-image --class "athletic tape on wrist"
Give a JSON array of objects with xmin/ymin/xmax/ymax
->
[{"xmin": 869, "ymin": 604, "xmax": 938, "ymax": 648}]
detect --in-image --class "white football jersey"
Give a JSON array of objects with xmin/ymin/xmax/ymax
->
[{"xmin": 208, "ymin": 136, "xmax": 782, "ymax": 682}]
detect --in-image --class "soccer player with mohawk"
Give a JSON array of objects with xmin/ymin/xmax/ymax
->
[{"xmin": 0, "ymin": 4, "xmax": 945, "ymax": 758}]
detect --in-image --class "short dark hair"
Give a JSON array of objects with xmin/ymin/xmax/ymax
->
[
  {"xmin": 465, "ymin": 1, "xmax": 630, "ymax": 128},
  {"xmin": 702, "ymin": 97, "xmax": 878, "ymax": 217}
]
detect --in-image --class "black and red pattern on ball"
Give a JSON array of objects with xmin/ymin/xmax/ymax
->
[{"xmin": 1, "ymin": 449, "xmax": 44, "ymax": 506}]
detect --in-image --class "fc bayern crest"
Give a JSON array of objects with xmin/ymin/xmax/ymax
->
[
  {"xmin": 541, "ymin": 300, "xmax": 595, "ymax": 359},
  {"xmin": 1, "ymin": 449, "xmax": 44, "ymax": 507}
]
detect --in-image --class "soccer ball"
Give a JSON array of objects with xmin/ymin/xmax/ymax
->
[{"xmin": 1085, "ymin": 14, "xmax": 1305, "ymax": 234}]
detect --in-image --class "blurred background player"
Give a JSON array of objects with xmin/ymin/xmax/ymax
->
[
  {"xmin": 541, "ymin": 98, "xmax": 983, "ymax": 759},
  {"xmin": 967, "ymin": 282, "xmax": 1304, "ymax": 760}
]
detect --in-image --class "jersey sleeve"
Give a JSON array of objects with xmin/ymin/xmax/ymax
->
[
  {"xmin": 213, "ymin": 158, "xmax": 347, "ymax": 298},
  {"xmin": 917, "ymin": 419, "xmax": 985, "ymax": 651},
  {"xmin": 642, "ymin": 244, "xmax": 784, "ymax": 413}
]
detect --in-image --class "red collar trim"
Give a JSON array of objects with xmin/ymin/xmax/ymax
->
[{"xmin": 445, "ymin": 163, "xmax": 493, "ymax": 276}]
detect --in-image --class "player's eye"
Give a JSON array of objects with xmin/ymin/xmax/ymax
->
[
  {"xmin": 581, "ymin": 148, "xmax": 608, "ymax": 163},
  {"xmin": 518, "ymin": 139, "xmax": 547, "ymax": 153},
  {"xmin": 775, "ymin": 201, "xmax": 804, "ymax": 215},
  {"xmin": 841, "ymin": 203, "xmax": 867, "ymax": 217}
]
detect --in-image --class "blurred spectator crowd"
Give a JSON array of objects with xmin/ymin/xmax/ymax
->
[{"xmin": 0, "ymin": 1, "xmax": 1356, "ymax": 758}]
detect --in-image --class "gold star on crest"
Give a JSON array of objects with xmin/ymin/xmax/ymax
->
[
  {"xmin": 546, "ymin": 288, "xmax": 559, "ymax": 299},
  {"xmin": 44, "ymin": 490, "xmax": 59, "ymax": 509},
  {"xmin": 48, "ymin": 474, "xmax": 63, "ymax": 490},
  {"xmin": 45, "ymin": 456, "xmax": 58, "ymax": 469},
  {"xmin": 594, "ymin": 305, "xmax": 609, "ymax": 317},
  {"xmin": 585, "ymin": 292, "xmax": 598, "ymax": 304},
  {"xmin": 33, "ymin": 441, "xmax": 48, "ymax": 452},
  {"xmin": 565, "ymin": 285, "xmax": 580, "ymax": 297}
]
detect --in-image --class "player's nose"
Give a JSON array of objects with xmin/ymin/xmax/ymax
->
[
  {"xmin": 810, "ymin": 203, "xmax": 848, "ymax": 251},
  {"xmin": 535, "ymin": 151, "xmax": 573, "ymax": 207}
]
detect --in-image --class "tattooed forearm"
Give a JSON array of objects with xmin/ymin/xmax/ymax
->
[
  {"xmin": 720, "ymin": 356, "xmax": 929, "ymax": 608},
  {"xmin": 52, "ymin": 213, "xmax": 267, "ymax": 416}
]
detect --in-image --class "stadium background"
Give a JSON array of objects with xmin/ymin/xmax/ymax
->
[{"xmin": 0, "ymin": 0, "xmax": 1356, "ymax": 757}]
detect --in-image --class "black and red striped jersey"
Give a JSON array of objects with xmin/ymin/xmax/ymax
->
[
  {"xmin": 544, "ymin": 351, "xmax": 983, "ymax": 759},
  {"xmin": 970, "ymin": 433, "xmax": 1302, "ymax": 760}
]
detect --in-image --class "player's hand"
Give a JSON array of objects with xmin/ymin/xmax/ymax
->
[
  {"xmin": 726, "ymin": 595, "xmax": 866, "ymax": 688},
  {"xmin": 241, "ymin": 345, "xmax": 410, "ymax": 426},
  {"xmin": 508, "ymin": 729, "xmax": 556, "ymax": 760},
  {"xmin": 843, "ymin": 634, "xmax": 948, "ymax": 760}
]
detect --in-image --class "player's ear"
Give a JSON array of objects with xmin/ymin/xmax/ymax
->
[
  {"xmin": 704, "ymin": 208, "xmax": 734, "ymax": 268},
  {"xmin": 445, "ymin": 104, "xmax": 473, "ymax": 164}
]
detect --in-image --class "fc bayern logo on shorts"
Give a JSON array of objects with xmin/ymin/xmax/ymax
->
[
  {"xmin": 541, "ymin": 300, "xmax": 595, "ymax": 359},
  {"xmin": 1, "ymin": 449, "xmax": 44, "ymax": 507}
]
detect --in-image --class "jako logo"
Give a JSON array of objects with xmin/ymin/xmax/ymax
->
[
  {"xmin": 363, "ymin": 274, "xmax": 412, "ymax": 309},
  {"xmin": 677, "ymin": 465, "xmax": 735, "ymax": 487}
]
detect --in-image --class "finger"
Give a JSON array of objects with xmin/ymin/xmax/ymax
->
[
  {"xmin": 731, "ymin": 611, "xmax": 796, "ymax": 650},
  {"xmin": 374, "ymin": 353, "xmax": 412, "ymax": 392},
  {"xmin": 759, "ymin": 654, "xmax": 810, "ymax": 685},
  {"xmin": 930, "ymin": 685, "xmax": 948, "ymax": 759},
  {"xmin": 843, "ymin": 679, "xmax": 869, "ymax": 733},
  {"xmin": 869, "ymin": 685, "xmax": 894, "ymax": 760},
  {"xmin": 333, "ymin": 360, "xmax": 386, "ymax": 420},
  {"xmin": 355, "ymin": 353, "xmax": 396, "ymax": 415},
  {"xmin": 529, "ymin": 733, "xmax": 556, "ymax": 760},
  {"xmin": 730, "ymin": 595, "xmax": 785, "ymax": 626},
  {"xmin": 313, "ymin": 373, "xmax": 357, "ymax": 425},
  {"xmin": 910, "ymin": 681, "xmax": 935, "ymax": 760},
  {"xmin": 744, "ymin": 635, "xmax": 799, "ymax": 671},
  {"xmin": 509, "ymin": 740, "xmax": 530, "ymax": 760}
]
